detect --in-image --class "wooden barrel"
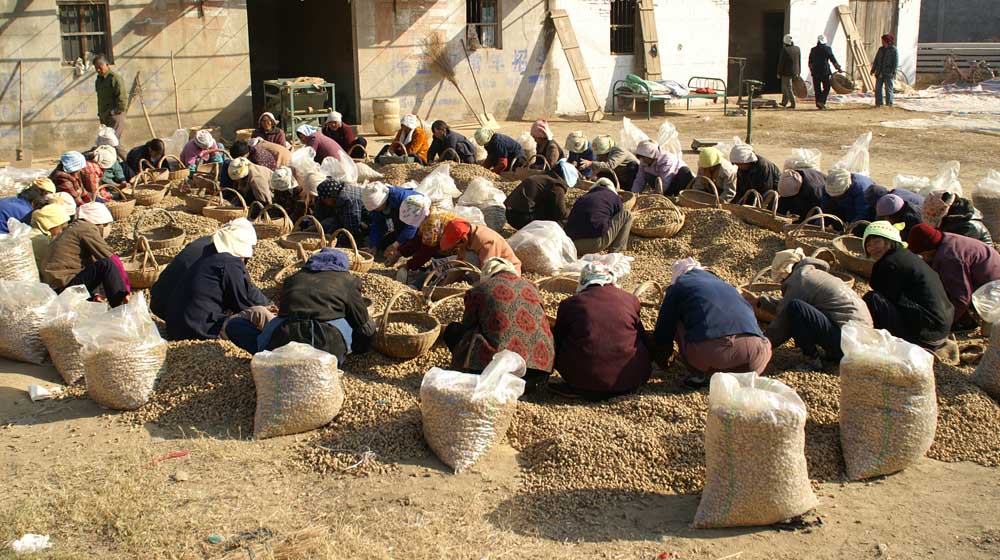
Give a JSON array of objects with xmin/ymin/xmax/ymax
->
[
  {"xmin": 372, "ymin": 98, "xmax": 400, "ymax": 135},
  {"xmin": 235, "ymin": 128, "xmax": 254, "ymax": 142}
]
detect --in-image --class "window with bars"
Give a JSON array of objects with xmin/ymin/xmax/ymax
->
[
  {"xmin": 466, "ymin": 0, "xmax": 501, "ymax": 49},
  {"xmin": 57, "ymin": 1, "xmax": 113, "ymax": 65},
  {"xmin": 610, "ymin": 0, "xmax": 637, "ymax": 54}
]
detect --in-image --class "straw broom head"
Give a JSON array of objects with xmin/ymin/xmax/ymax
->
[{"xmin": 424, "ymin": 32, "xmax": 458, "ymax": 87}]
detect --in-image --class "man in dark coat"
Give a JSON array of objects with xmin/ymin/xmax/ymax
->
[
  {"xmin": 475, "ymin": 128, "xmax": 526, "ymax": 173},
  {"xmin": 777, "ymin": 168, "xmax": 826, "ymax": 222},
  {"xmin": 564, "ymin": 178, "xmax": 633, "ymax": 255},
  {"xmin": 808, "ymin": 35, "xmax": 843, "ymax": 109},
  {"xmin": 427, "ymin": 120, "xmax": 477, "ymax": 164},
  {"xmin": 778, "ymin": 34, "xmax": 801, "ymax": 109},
  {"xmin": 504, "ymin": 171, "xmax": 570, "ymax": 229}
]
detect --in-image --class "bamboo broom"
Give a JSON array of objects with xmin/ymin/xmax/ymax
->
[{"xmin": 423, "ymin": 33, "xmax": 489, "ymax": 127}]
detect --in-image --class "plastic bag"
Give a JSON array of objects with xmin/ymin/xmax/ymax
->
[
  {"xmin": 0, "ymin": 279, "xmax": 56, "ymax": 364},
  {"xmin": 831, "ymin": 131, "xmax": 873, "ymax": 176},
  {"xmin": 656, "ymin": 120, "xmax": 683, "ymax": 157},
  {"xmin": 928, "ymin": 160, "xmax": 962, "ymax": 196},
  {"xmin": 290, "ymin": 146, "xmax": 319, "ymax": 175},
  {"xmin": 560, "ymin": 253, "xmax": 634, "ymax": 280},
  {"xmin": 714, "ymin": 136, "xmax": 745, "ymax": 164},
  {"xmin": 516, "ymin": 132, "xmax": 537, "ymax": 160},
  {"xmin": 420, "ymin": 350, "xmax": 526, "ymax": 473},
  {"xmin": 321, "ymin": 152, "xmax": 359, "ymax": 185},
  {"xmin": 783, "ymin": 148, "xmax": 822, "ymax": 171},
  {"xmin": 252, "ymin": 342, "xmax": 345, "ymax": 439},
  {"xmin": 162, "ymin": 128, "xmax": 190, "ymax": 157},
  {"xmin": 74, "ymin": 293, "xmax": 167, "ymax": 410},
  {"xmin": 506, "ymin": 221, "xmax": 578, "ymax": 275},
  {"xmin": 839, "ymin": 322, "xmax": 936, "ymax": 480},
  {"xmin": 452, "ymin": 205, "xmax": 486, "ymax": 226},
  {"xmin": 892, "ymin": 174, "xmax": 931, "ymax": 192},
  {"xmin": 356, "ymin": 162, "xmax": 384, "ymax": 183},
  {"xmin": 619, "ymin": 117, "xmax": 650, "ymax": 153},
  {"xmin": 693, "ymin": 371, "xmax": 816, "ymax": 528},
  {"xmin": 458, "ymin": 177, "xmax": 507, "ymax": 208},
  {"xmin": 0, "ymin": 218, "xmax": 39, "ymax": 282},
  {"xmin": 39, "ymin": 286, "xmax": 107, "ymax": 384},
  {"xmin": 415, "ymin": 164, "xmax": 461, "ymax": 209},
  {"xmin": 971, "ymin": 280, "xmax": 1000, "ymax": 397},
  {"xmin": 0, "ymin": 167, "xmax": 50, "ymax": 198}
]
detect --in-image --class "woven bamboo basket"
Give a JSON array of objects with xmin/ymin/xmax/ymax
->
[
  {"xmin": 634, "ymin": 193, "xmax": 675, "ymax": 211},
  {"xmin": 832, "ymin": 235, "xmax": 875, "ymax": 278},
  {"xmin": 741, "ymin": 266, "xmax": 784, "ymax": 323},
  {"xmin": 202, "ymin": 188, "xmax": 248, "ymax": 224},
  {"xmin": 633, "ymin": 280, "xmax": 665, "ymax": 309},
  {"xmin": 500, "ymin": 155, "xmax": 550, "ymax": 181},
  {"xmin": 722, "ymin": 189, "xmax": 762, "ymax": 220},
  {"xmin": 784, "ymin": 209, "xmax": 845, "ymax": 253},
  {"xmin": 194, "ymin": 161, "xmax": 220, "ymax": 182},
  {"xmin": 279, "ymin": 215, "xmax": 327, "ymax": 252},
  {"xmin": 373, "ymin": 289, "xmax": 441, "ymax": 359},
  {"xmin": 161, "ymin": 155, "xmax": 188, "ymax": 183},
  {"xmin": 740, "ymin": 190, "xmax": 798, "ymax": 233},
  {"xmin": 105, "ymin": 185, "xmax": 136, "ymax": 221},
  {"xmin": 328, "ymin": 228, "xmax": 375, "ymax": 274},
  {"xmin": 535, "ymin": 273, "xmax": 580, "ymax": 326},
  {"xmin": 831, "ymin": 72, "xmax": 856, "ymax": 94},
  {"xmin": 235, "ymin": 128, "xmax": 254, "ymax": 142},
  {"xmin": 131, "ymin": 170, "xmax": 172, "ymax": 207},
  {"xmin": 631, "ymin": 205, "xmax": 685, "ymax": 238},
  {"xmin": 137, "ymin": 159, "xmax": 170, "ymax": 182},
  {"xmin": 121, "ymin": 237, "xmax": 172, "ymax": 290},
  {"xmin": 351, "ymin": 145, "xmax": 371, "ymax": 163},
  {"xmin": 251, "ymin": 202, "xmax": 293, "ymax": 240},
  {"xmin": 619, "ymin": 190, "xmax": 636, "ymax": 212},
  {"xmin": 377, "ymin": 142, "xmax": 414, "ymax": 165},
  {"xmin": 421, "ymin": 260, "xmax": 481, "ymax": 302},
  {"xmin": 792, "ymin": 76, "xmax": 809, "ymax": 98},
  {"xmin": 678, "ymin": 177, "xmax": 720, "ymax": 209},
  {"xmin": 134, "ymin": 208, "xmax": 185, "ymax": 252}
]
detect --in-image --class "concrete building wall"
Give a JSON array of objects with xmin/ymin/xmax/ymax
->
[
  {"xmin": 920, "ymin": 0, "xmax": 1000, "ymax": 43},
  {"xmin": 0, "ymin": 0, "xmax": 251, "ymax": 159}
]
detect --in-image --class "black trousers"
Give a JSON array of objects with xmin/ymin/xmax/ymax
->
[
  {"xmin": 505, "ymin": 208, "xmax": 534, "ymax": 230},
  {"xmin": 443, "ymin": 322, "xmax": 550, "ymax": 393},
  {"xmin": 813, "ymin": 74, "xmax": 832, "ymax": 106},
  {"xmin": 67, "ymin": 257, "xmax": 130, "ymax": 307}
]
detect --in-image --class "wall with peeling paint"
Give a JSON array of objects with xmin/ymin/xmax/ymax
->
[{"xmin": 0, "ymin": 0, "xmax": 251, "ymax": 159}]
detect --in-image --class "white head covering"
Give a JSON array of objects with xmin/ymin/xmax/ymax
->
[
  {"xmin": 591, "ymin": 178, "xmax": 616, "ymax": 192},
  {"xmin": 483, "ymin": 257, "xmax": 518, "ymax": 278},
  {"xmin": 577, "ymin": 262, "xmax": 616, "ymax": 293},
  {"xmin": 783, "ymin": 34, "xmax": 793, "ymax": 45},
  {"xmin": 399, "ymin": 193, "xmax": 432, "ymax": 227},
  {"xmin": 269, "ymin": 167, "xmax": 298, "ymax": 192},
  {"xmin": 248, "ymin": 137, "xmax": 262, "ymax": 147},
  {"xmin": 212, "ymin": 217, "xmax": 258, "ymax": 259},
  {"xmin": 258, "ymin": 112, "xmax": 278, "ymax": 125},
  {"xmin": 771, "ymin": 248, "xmax": 806, "ymax": 282},
  {"xmin": 362, "ymin": 182, "xmax": 391, "ymax": 211},
  {"xmin": 95, "ymin": 125, "xmax": 119, "ymax": 147},
  {"xmin": 326, "ymin": 111, "xmax": 343, "ymax": 124},
  {"xmin": 92, "ymin": 145, "xmax": 117, "ymax": 170},
  {"xmin": 636, "ymin": 140, "xmax": 659, "ymax": 159},
  {"xmin": 670, "ymin": 257, "xmax": 702, "ymax": 285},
  {"xmin": 565, "ymin": 131, "xmax": 588, "ymax": 154},
  {"xmin": 730, "ymin": 144, "xmax": 758, "ymax": 164},
  {"xmin": 825, "ymin": 168, "xmax": 852, "ymax": 197},
  {"xmin": 400, "ymin": 114, "xmax": 419, "ymax": 130},
  {"xmin": 77, "ymin": 202, "xmax": 113, "ymax": 225},
  {"xmin": 817, "ymin": 34, "xmax": 827, "ymax": 45},
  {"xmin": 195, "ymin": 129, "xmax": 214, "ymax": 149},
  {"xmin": 228, "ymin": 157, "xmax": 252, "ymax": 180},
  {"xmin": 474, "ymin": 127, "xmax": 495, "ymax": 146},
  {"xmin": 296, "ymin": 124, "xmax": 318, "ymax": 137}
]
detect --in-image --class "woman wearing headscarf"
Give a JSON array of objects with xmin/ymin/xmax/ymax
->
[
  {"xmin": 376, "ymin": 114, "xmax": 430, "ymax": 164},
  {"xmin": 89, "ymin": 145, "xmax": 125, "ymax": 186},
  {"xmin": 426, "ymin": 120, "xmax": 477, "ymax": 164},
  {"xmin": 228, "ymin": 156, "xmax": 273, "ymax": 207},
  {"xmin": 578, "ymin": 135, "xmax": 639, "ymax": 189},
  {"xmin": 907, "ymin": 223, "xmax": 1000, "ymax": 329},
  {"xmin": 396, "ymin": 193, "xmax": 461, "ymax": 277},
  {"xmin": 750, "ymin": 248, "xmax": 872, "ymax": 369},
  {"xmin": 439, "ymin": 217, "xmax": 522, "ymax": 272},
  {"xmin": 0, "ymin": 178, "xmax": 52, "ymax": 234},
  {"xmin": 475, "ymin": 128, "xmax": 526, "ymax": 173},
  {"xmin": 729, "ymin": 144, "xmax": 780, "ymax": 199},
  {"xmin": 504, "ymin": 168, "xmax": 571, "ymax": 229},
  {"xmin": 247, "ymin": 137, "xmax": 292, "ymax": 169},
  {"xmin": 551, "ymin": 262, "xmax": 652, "ymax": 400},
  {"xmin": 861, "ymin": 221, "xmax": 955, "ymax": 354},
  {"xmin": 321, "ymin": 111, "xmax": 368, "ymax": 158},
  {"xmin": 258, "ymin": 248, "xmax": 377, "ymax": 363},
  {"xmin": 777, "ymin": 168, "xmax": 826, "ymax": 221},
  {"xmin": 871, "ymin": 34, "xmax": 899, "ymax": 108},
  {"xmin": 165, "ymin": 218, "xmax": 272, "ymax": 354},
  {"xmin": 252, "ymin": 112, "xmax": 287, "ymax": 147},
  {"xmin": 28, "ymin": 202, "xmax": 71, "ymax": 272},
  {"xmin": 124, "ymin": 138, "xmax": 165, "ymax": 180},
  {"xmin": 821, "ymin": 168, "xmax": 875, "ymax": 232},
  {"xmin": 442, "ymin": 257, "xmax": 554, "ymax": 393},
  {"xmin": 313, "ymin": 179, "xmax": 368, "ymax": 246},
  {"xmin": 231, "ymin": 139, "xmax": 275, "ymax": 171},
  {"xmin": 296, "ymin": 124, "xmax": 347, "ymax": 165},
  {"xmin": 41, "ymin": 202, "xmax": 131, "ymax": 307},
  {"xmin": 865, "ymin": 184, "xmax": 923, "ymax": 239},
  {"xmin": 530, "ymin": 119, "xmax": 564, "ymax": 169},
  {"xmin": 923, "ymin": 190, "xmax": 993, "ymax": 245},
  {"xmin": 92, "ymin": 124, "xmax": 126, "ymax": 162},
  {"xmin": 78, "ymin": 147, "xmax": 116, "ymax": 200},
  {"xmin": 691, "ymin": 147, "xmax": 738, "ymax": 202},
  {"xmin": 633, "ymin": 140, "xmax": 693, "ymax": 196},
  {"xmin": 50, "ymin": 151, "xmax": 100, "ymax": 206},
  {"xmin": 565, "ymin": 131, "xmax": 595, "ymax": 178},
  {"xmin": 180, "ymin": 130, "xmax": 226, "ymax": 169},
  {"xmin": 564, "ymin": 178, "xmax": 633, "ymax": 255},
  {"xmin": 362, "ymin": 182, "xmax": 420, "ymax": 262},
  {"xmin": 268, "ymin": 167, "xmax": 306, "ymax": 222},
  {"xmin": 653, "ymin": 258, "xmax": 772, "ymax": 388}
]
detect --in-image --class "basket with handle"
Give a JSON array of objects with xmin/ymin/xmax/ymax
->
[
  {"xmin": 373, "ymin": 289, "xmax": 441, "ymax": 359},
  {"xmin": 420, "ymin": 260, "xmax": 481, "ymax": 302},
  {"xmin": 631, "ymin": 204, "xmax": 686, "ymax": 238},
  {"xmin": 784, "ymin": 209, "xmax": 845, "ymax": 253},
  {"xmin": 250, "ymin": 202, "xmax": 293, "ymax": 240},
  {"xmin": 832, "ymin": 234, "xmax": 875, "ymax": 278},
  {"xmin": 377, "ymin": 142, "xmax": 413, "ymax": 165},
  {"xmin": 501, "ymin": 155, "xmax": 550, "ymax": 182},
  {"xmin": 121, "ymin": 236, "xmax": 172, "ymax": 290},
  {"xmin": 741, "ymin": 265, "xmax": 784, "ymax": 323},
  {"xmin": 328, "ymin": 228, "xmax": 375, "ymax": 274},
  {"xmin": 619, "ymin": 190, "xmax": 636, "ymax": 212},
  {"xmin": 632, "ymin": 280, "xmax": 665, "ymax": 309},
  {"xmin": 104, "ymin": 185, "xmax": 136, "ymax": 221},
  {"xmin": 270, "ymin": 244, "xmax": 312, "ymax": 306},
  {"xmin": 161, "ymin": 155, "xmax": 189, "ymax": 183},
  {"xmin": 131, "ymin": 169, "xmax": 172, "ymax": 207},
  {"xmin": 350, "ymin": 145, "xmax": 371, "ymax": 163},
  {"xmin": 722, "ymin": 189, "xmax": 762, "ymax": 220},
  {"xmin": 678, "ymin": 177, "xmax": 721, "ymax": 209},
  {"xmin": 182, "ymin": 179, "xmax": 218, "ymax": 215},
  {"xmin": 278, "ymin": 215, "xmax": 326, "ymax": 252},
  {"xmin": 534, "ymin": 273, "xmax": 581, "ymax": 327},
  {"xmin": 193, "ymin": 161, "xmax": 220, "ymax": 182},
  {"xmin": 202, "ymin": 188, "xmax": 248, "ymax": 224},
  {"xmin": 792, "ymin": 76, "xmax": 808, "ymax": 98},
  {"xmin": 740, "ymin": 190, "xmax": 798, "ymax": 233},
  {"xmin": 633, "ymin": 193, "xmax": 675, "ymax": 212},
  {"xmin": 831, "ymin": 71, "xmax": 856, "ymax": 94},
  {"xmin": 134, "ymin": 208, "xmax": 185, "ymax": 252},
  {"xmin": 137, "ymin": 159, "xmax": 170, "ymax": 183}
]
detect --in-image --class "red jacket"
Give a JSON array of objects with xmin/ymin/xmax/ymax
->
[{"xmin": 931, "ymin": 233, "xmax": 1000, "ymax": 321}]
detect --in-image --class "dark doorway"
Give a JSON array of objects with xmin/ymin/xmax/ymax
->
[
  {"xmin": 762, "ymin": 11, "xmax": 786, "ymax": 93},
  {"xmin": 246, "ymin": 1, "xmax": 358, "ymax": 124}
]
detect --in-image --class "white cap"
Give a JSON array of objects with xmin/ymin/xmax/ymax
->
[{"xmin": 212, "ymin": 217, "xmax": 257, "ymax": 258}]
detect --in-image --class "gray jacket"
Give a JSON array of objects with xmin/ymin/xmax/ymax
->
[
  {"xmin": 871, "ymin": 46, "xmax": 898, "ymax": 78},
  {"xmin": 591, "ymin": 146, "xmax": 639, "ymax": 171},
  {"xmin": 760, "ymin": 258, "xmax": 873, "ymax": 347}
]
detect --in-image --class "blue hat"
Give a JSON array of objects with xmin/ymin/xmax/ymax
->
[{"xmin": 61, "ymin": 151, "xmax": 86, "ymax": 173}]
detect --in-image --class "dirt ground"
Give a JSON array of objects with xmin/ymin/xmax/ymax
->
[{"xmin": 4, "ymin": 97, "xmax": 1000, "ymax": 559}]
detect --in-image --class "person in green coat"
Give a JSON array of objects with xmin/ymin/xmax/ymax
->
[{"xmin": 94, "ymin": 55, "xmax": 126, "ymax": 139}]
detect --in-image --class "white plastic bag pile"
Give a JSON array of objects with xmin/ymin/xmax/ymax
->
[
  {"xmin": 458, "ymin": 177, "xmax": 507, "ymax": 231},
  {"xmin": 0, "ymin": 166, "xmax": 50, "ymax": 199},
  {"xmin": 895, "ymin": 161, "xmax": 963, "ymax": 197},
  {"xmin": 971, "ymin": 170, "xmax": 1000, "ymax": 240},
  {"xmin": 839, "ymin": 322, "xmax": 937, "ymax": 480},
  {"xmin": 252, "ymin": 342, "xmax": 346, "ymax": 439},
  {"xmin": 321, "ymin": 152, "xmax": 359, "ymax": 184},
  {"xmin": 693, "ymin": 371, "xmax": 817, "ymax": 528},
  {"xmin": 831, "ymin": 131, "xmax": 873, "ymax": 176},
  {"xmin": 0, "ymin": 279, "xmax": 56, "ymax": 364},
  {"xmin": 506, "ymin": 221, "xmax": 578, "ymax": 275},
  {"xmin": 619, "ymin": 118, "xmax": 682, "ymax": 156},
  {"xmin": 73, "ymin": 293, "xmax": 167, "ymax": 410},
  {"xmin": 971, "ymin": 280, "xmax": 1000, "ymax": 398},
  {"xmin": 783, "ymin": 148, "xmax": 822, "ymax": 171},
  {"xmin": 0, "ymin": 218, "xmax": 40, "ymax": 282},
  {"xmin": 420, "ymin": 350, "xmax": 526, "ymax": 473},
  {"xmin": 415, "ymin": 164, "xmax": 462, "ymax": 209},
  {"xmin": 39, "ymin": 286, "xmax": 107, "ymax": 384},
  {"xmin": 560, "ymin": 253, "xmax": 634, "ymax": 281}
]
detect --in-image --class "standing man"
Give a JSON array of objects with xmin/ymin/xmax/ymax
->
[
  {"xmin": 778, "ymin": 34, "xmax": 801, "ymax": 109},
  {"xmin": 871, "ymin": 34, "xmax": 899, "ymax": 108},
  {"xmin": 808, "ymin": 35, "xmax": 842, "ymax": 110},
  {"xmin": 94, "ymin": 55, "xmax": 126, "ymax": 140}
]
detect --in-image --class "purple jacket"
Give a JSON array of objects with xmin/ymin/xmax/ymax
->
[
  {"xmin": 632, "ymin": 150, "xmax": 687, "ymax": 193},
  {"xmin": 303, "ymin": 133, "xmax": 347, "ymax": 164},
  {"xmin": 931, "ymin": 233, "xmax": 1000, "ymax": 321},
  {"xmin": 564, "ymin": 187, "xmax": 623, "ymax": 240}
]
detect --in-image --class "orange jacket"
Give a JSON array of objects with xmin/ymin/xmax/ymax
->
[{"xmin": 394, "ymin": 126, "xmax": 430, "ymax": 162}]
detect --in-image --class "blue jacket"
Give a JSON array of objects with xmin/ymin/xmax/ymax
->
[
  {"xmin": 654, "ymin": 269, "xmax": 763, "ymax": 345},
  {"xmin": 368, "ymin": 186, "xmax": 419, "ymax": 250},
  {"xmin": 808, "ymin": 44, "xmax": 840, "ymax": 77},
  {"xmin": 564, "ymin": 187, "xmax": 622, "ymax": 240},
  {"xmin": 0, "ymin": 196, "xmax": 32, "ymax": 234},
  {"xmin": 567, "ymin": 145, "xmax": 596, "ymax": 178},
  {"xmin": 484, "ymin": 133, "xmax": 525, "ymax": 167},
  {"xmin": 821, "ymin": 173, "xmax": 874, "ymax": 225},
  {"xmin": 164, "ymin": 248, "xmax": 263, "ymax": 340}
]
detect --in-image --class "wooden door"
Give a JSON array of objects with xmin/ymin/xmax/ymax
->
[{"xmin": 848, "ymin": 0, "xmax": 898, "ymax": 75}]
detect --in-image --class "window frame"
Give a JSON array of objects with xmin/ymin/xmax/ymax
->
[
  {"xmin": 57, "ymin": 0, "xmax": 114, "ymax": 66},
  {"xmin": 466, "ymin": 0, "xmax": 502, "ymax": 50},
  {"xmin": 609, "ymin": 0, "xmax": 638, "ymax": 55}
]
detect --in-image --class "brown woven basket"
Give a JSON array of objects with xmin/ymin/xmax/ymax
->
[
  {"xmin": 631, "ymin": 205, "xmax": 685, "ymax": 238},
  {"xmin": 134, "ymin": 208, "xmax": 185, "ymax": 252},
  {"xmin": 740, "ymin": 190, "xmax": 797, "ymax": 233},
  {"xmin": 236, "ymin": 128, "xmax": 254, "ymax": 142},
  {"xmin": 202, "ymin": 188, "xmax": 248, "ymax": 223},
  {"xmin": 421, "ymin": 260, "xmax": 481, "ymax": 302},
  {"xmin": 132, "ymin": 170, "xmax": 172, "ymax": 207},
  {"xmin": 137, "ymin": 159, "xmax": 170, "ymax": 182},
  {"xmin": 328, "ymin": 228, "xmax": 375, "ymax": 274},
  {"xmin": 121, "ymin": 237, "xmax": 172, "ymax": 290},
  {"xmin": 373, "ymin": 289, "xmax": 441, "ymax": 359},
  {"xmin": 792, "ymin": 77, "xmax": 809, "ymax": 98},
  {"xmin": 251, "ymin": 202, "xmax": 293, "ymax": 240},
  {"xmin": 831, "ymin": 72, "xmax": 856, "ymax": 94},
  {"xmin": 632, "ymin": 280, "xmax": 664, "ymax": 309},
  {"xmin": 535, "ymin": 274, "xmax": 581, "ymax": 295},
  {"xmin": 784, "ymin": 209, "xmax": 845, "ymax": 253},
  {"xmin": 500, "ymin": 155, "xmax": 550, "ymax": 181},
  {"xmin": 832, "ymin": 235, "xmax": 874, "ymax": 278},
  {"xmin": 619, "ymin": 190, "xmax": 636, "ymax": 212},
  {"xmin": 194, "ymin": 161, "xmax": 220, "ymax": 182},
  {"xmin": 105, "ymin": 185, "xmax": 136, "ymax": 221},
  {"xmin": 279, "ymin": 215, "xmax": 327, "ymax": 252},
  {"xmin": 741, "ymin": 266, "xmax": 784, "ymax": 323},
  {"xmin": 634, "ymin": 193, "xmax": 675, "ymax": 211},
  {"xmin": 722, "ymin": 189, "xmax": 762, "ymax": 220},
  {"xmin": 678, "ymin": 177, "xmax": 720, "ymax": 209},
  {"xmin": 161, "ymin": 155, "xmax": 188, "ymax": 183}
]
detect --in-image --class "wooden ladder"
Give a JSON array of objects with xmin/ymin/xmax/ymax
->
[
  {"xmin": 638, "ymin": 0, "xmax": 662, "ymax": 81},
  {"xmin": 550, "ymin": 9, "xmax": 605, "ymax": 122},
  {"xmin": 837, "ymin": 5, "xmax": 877, "ymax": 92}
]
